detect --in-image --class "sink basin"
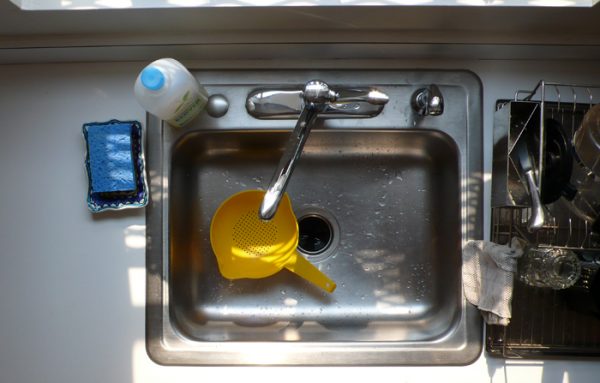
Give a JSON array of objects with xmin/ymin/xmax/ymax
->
[
  {"xmin": 171, "ymin": 129, "xmax": 460, "ymax": 341},
  {"xmin": 146, "ymin": 70, "xmax": 483, "ymax": 365}
]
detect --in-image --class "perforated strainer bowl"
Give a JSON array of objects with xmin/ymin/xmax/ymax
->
[{"xmin": 210, "ymin": 190, "xmax": 336, "ymax": 293}]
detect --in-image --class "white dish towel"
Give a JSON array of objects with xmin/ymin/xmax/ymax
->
[{"xmin": 462, "ymin": 238, "xmax": 525, "ymax": 326}]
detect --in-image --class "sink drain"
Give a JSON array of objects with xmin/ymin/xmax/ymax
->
[
  {"xmin": 297, "ymin": 215, "xmax": 333, "ymax": 255},
  {"xmin": 295, "ymin": 207, "xmax": 340, "ymax": 262}
]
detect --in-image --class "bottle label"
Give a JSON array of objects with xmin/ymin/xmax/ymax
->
[{"xmin": 169, "ymin": 90, "xmax": 207, "ymax": 128}]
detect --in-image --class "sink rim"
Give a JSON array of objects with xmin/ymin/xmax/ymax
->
[{"xmin": 145, "ymin": 69, "xmax": 484, "ymax": 366}]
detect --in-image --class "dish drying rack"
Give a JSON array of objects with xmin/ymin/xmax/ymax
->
[
  {"xmin": 489, "ymin": 81, "xmax": 600, "ymax": 358},
  {"xmin": 492, "ymin": 80, "xmax": 600, "ymax": 251}
]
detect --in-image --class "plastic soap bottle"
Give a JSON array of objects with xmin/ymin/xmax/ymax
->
[{"xmin": 134, "ymin": 58, "xmax": 208, "ymax": 128}]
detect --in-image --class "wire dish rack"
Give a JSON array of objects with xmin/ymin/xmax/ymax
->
[{"xmin": 489, "ymin": 81, "xmax": 600, "ymax": 358}]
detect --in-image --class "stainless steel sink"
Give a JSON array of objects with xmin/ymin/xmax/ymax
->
[{"xmin": 146, "ymin": 70, "xmax": 483, "ymax": 365}]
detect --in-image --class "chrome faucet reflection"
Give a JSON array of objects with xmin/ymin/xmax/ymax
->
[{"xmin": 247, "ymin": 80, "xmax": 390, "ymax": 220}]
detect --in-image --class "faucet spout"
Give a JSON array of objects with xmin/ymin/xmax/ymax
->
[{"xmin": 259, "ymin": 81, "xmax": 332, "ymax": 220}]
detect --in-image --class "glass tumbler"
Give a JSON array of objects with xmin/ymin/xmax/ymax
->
[{"xmin": 518, "ymin": 247, "xmax": 581, "ymax": 290}]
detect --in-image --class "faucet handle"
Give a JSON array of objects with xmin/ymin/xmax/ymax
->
[
  {"xmin": 411, "ymin": 84, "xmax": 444, "ymax": 116},
  {"xmin": 335, "ymin": 88, "xmax": 390, "ymax": 106},
  {"xmin": 302, "ymin": 81, "xmax": 390, "ymax": 107}
]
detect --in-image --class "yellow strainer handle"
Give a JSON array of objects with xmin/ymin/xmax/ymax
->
[{"xmin": 284, "ymin": 254, "xmax": 337, "ymax": 293}]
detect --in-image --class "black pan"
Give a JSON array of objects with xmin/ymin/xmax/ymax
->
[{"xmin": 526, "ymin": 118, "xmax": 574, "ymax": 205}]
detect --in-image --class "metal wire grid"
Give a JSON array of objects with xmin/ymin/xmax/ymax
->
[
  {"xmin": 516, "ymin": 81, "xmax": 600, "ymax": 195},
  {"xmin": 497, "ymin": 81, "xmax": 600, "ymax": 251},
  {"xmin": 489, "ymin": 207, "xmax": 600, "ymax": 358},
  {"xmin": 488, "ymin": 81, "xmax": 600, "ymax": 358}
]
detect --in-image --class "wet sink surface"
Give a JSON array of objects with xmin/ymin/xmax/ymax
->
[{"xmin": 146, "ymin": 70, "xmax": 483, "ymax": 365}]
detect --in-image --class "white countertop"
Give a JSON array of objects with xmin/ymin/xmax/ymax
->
[{"xmin": 2, "ymin": 61, "xmax": 600, "ymax": 383}]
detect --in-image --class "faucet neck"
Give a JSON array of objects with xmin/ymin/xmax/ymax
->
[{"xmin": 258, "ymin": 95, "xmax": 321, "ymax": 220}]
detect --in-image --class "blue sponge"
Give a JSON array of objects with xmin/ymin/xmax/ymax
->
[
  {"xmin": 83, "ymin": 120, "xmax": 148, "ymax": 213},
  {"xmin": 85, "ymin": 122, "xmax": 136, "ymax": 194}
]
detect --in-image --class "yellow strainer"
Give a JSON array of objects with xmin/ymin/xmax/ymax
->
[{"xmin": 210, "ymin": 190, "xmax": 336, "ymax": 293}]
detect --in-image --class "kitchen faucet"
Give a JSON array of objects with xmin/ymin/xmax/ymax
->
[{"xmin": 246, "ymin": 80, "xmax": 390, "ymax": 220}]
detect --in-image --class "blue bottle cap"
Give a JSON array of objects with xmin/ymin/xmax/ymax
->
[{"xmin": 140, "ymin": 66, "xmax": 165, "ymax": 91}]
